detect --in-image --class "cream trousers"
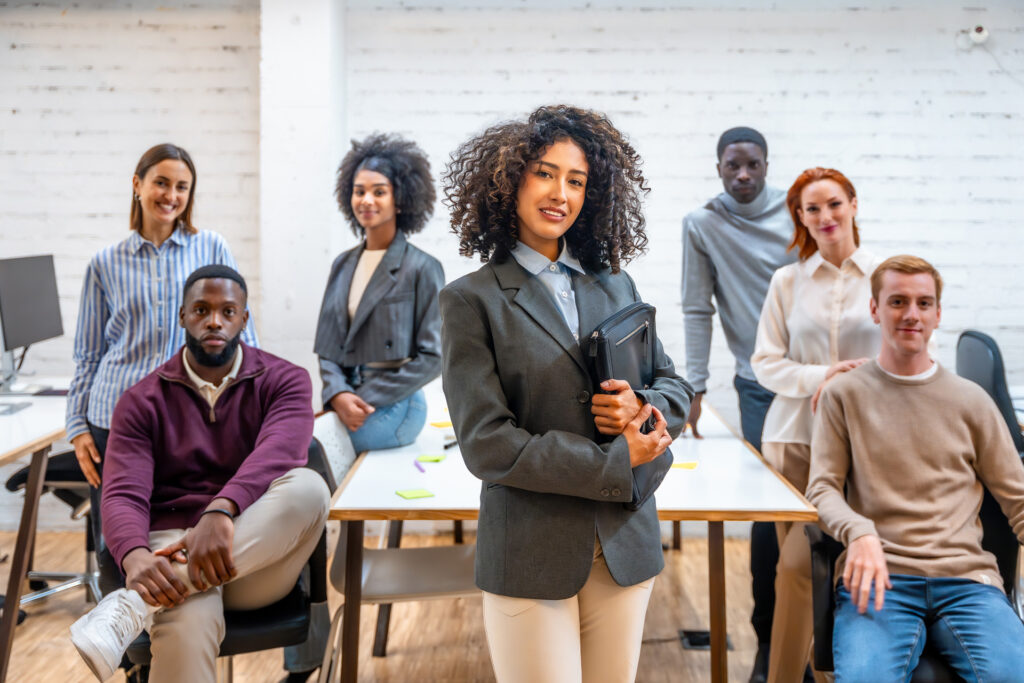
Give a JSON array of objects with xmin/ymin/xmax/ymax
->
[
  {"xmin": 144, "ymin": 467, "xmax": 330, "ymax": 683},
  {"xmin": 763, "ymin": 441, "xmax": 829, "ymax": 683},
  {"xmin": 481, "ymin": 550, "xmax": 655, "ymax": 683}
]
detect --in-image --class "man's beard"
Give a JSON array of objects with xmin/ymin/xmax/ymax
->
[{"xmin": 185, "ymin": 331, "xmax": 242, "ymax": 368}]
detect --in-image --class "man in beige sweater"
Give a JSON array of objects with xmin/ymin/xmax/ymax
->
[{"xmin": 806, "ymin": 255, "xmax": 1024, "ymax": 681}]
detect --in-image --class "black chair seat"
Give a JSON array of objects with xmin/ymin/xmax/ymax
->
[
  {"xmin": 5, "ymin": 450, "xmax": 89, "ymax": 509},
  {"xmin": 125, "ymin": 582, "xmax": 311, "ymax": 665}
]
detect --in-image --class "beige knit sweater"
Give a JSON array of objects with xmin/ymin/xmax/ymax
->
[{"xmin": 807, "ymin": 361, "xmax": 1024, "ymax": 589}]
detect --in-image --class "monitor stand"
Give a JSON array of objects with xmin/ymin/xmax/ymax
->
[{"xmin": 0, "ymin": 348, "xmax": 51, "ymax": 396}]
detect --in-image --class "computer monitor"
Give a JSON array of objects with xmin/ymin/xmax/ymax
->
[{"xmin": 0, "ymin": 255, "xmax": 64, "ymax": 390}]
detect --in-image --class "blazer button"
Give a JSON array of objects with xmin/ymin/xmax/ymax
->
[
  {"xmin": 600, "ymin": 488, "xmax": 610, "ymax": 497},
  {"xmin": 576, "ymin": 390, "xmax": 590, "ymax": 403},
  {"xmin": 612, "ymin": 488, "xmax": 621, "ymax": 496},
  {"xmin": 385, "ymin": 340, "xmax": 393, "ymax": 349}
]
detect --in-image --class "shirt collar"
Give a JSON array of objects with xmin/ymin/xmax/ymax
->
[
  {"xmin": 127, "ymin": 224, "xmax": 188, "ymax": 254},
  {"xmin": 802, "ymin": 247, "xmax": 871, "ymax": 276},
  {"xmin": 182, "ymin": 344, "xmax": 244, "ymax": 390},
  {"xmin": 511, "ymin": 239, "xmax": 585, "ymax": 276}
]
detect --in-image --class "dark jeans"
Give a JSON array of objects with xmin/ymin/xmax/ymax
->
[{"xmin": 733, "ymin": 375, "xmax": 779, "ymax": 645}]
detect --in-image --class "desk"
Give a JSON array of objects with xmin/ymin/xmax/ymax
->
[
  {"xmin": 329, "ymin": 402, "xmax": 814, "ymax": 683},
  {"xmin": 0, "ymin": 395, "xmax": 66, "ymax": 681}
]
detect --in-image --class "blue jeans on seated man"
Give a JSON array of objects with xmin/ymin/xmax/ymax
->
[
  {"xmin": 348, "ymin": 389, "xmax": 427, "ymax": 454},
  {"xmin": 833, "ymin": 574, "xmax": 1024, "ymax": 682}
]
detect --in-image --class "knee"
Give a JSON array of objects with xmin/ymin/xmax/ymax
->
[{"xmin": 277, "ymin": 467, "xmax": 331, "ymax": 526}]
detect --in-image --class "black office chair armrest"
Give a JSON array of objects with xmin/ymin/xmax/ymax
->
[{"xmin": 806, "ymin": 525, "xmax": 844, "ymax": 673}]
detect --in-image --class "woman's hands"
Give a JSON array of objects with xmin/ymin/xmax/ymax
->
[
  {"xmin": 591, "ymin": 378, "xmax": 643, "ymax": 435},
  {"xmin": 330, "ymin": 391, "xmax": 375, "ymax": 432},
  {"xmin": 811, "ymin": 358, "xmax": 871, "ymax": 413},
  {"xmin": 72, "ymin": 432, "xmax": 102, "ymax": 487},
  {"xmin": 624, "ymin": 404, "xmax": 672, "ymax": 468}
]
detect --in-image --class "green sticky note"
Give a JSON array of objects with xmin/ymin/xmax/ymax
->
[
  {"xmin": 396, "ymin": 488, "xmax": 435, "ymax": 500},
  {"xmin": 417, "ymin": 454, "xmax": 447, "ymax": 463}
]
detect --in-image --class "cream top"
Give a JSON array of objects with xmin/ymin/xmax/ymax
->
[
  {"xmin": 347, "ymin": 248, "xmax": 387, "ymax": 320},
  {"xmin": 752, "ymin": 248, "xmax": 882, "ymax": 445},
  {"xmin": 183, "ymin": 345, "xmax": 243, "ymax": 409}
]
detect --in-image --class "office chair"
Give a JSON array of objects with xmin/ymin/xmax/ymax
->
[
  {"xmin": 4, "ymin": 449, "xmax": 102, "ymax": 606},
  {"xmin": 956, "ymin": 330, "xmax": 1024, "ymax": 455},
  {"xmin": 312, "ymin": 411, "xmax": 477, "ymax": 683},
  {"xmin": 94, "ymin": 440, "xmax": 330, "ymax": 683}
]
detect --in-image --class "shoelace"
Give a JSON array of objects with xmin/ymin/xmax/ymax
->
[{"xmin": 91, "ymin": 593, "xmax": 144, "ymax": 645}]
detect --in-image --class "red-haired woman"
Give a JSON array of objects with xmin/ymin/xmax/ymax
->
[{"xmin": 751, "ymin": 167, "xmax": 881, "ymax": 682}]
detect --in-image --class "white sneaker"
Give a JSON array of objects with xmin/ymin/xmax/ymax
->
[{"xmin": 70, "ymin": 588, "xmax": 149, "ymax": 681}]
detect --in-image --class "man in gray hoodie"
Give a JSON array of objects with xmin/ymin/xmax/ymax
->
[{"xmin": 680, "ymin": 127, "xmax": 797, "ymax": 683}]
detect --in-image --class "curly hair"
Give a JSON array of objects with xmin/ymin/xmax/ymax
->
[
  {"xmin": 786, "ymin": 167, "xmax": 860, "ymax": 261},
  {"xmin": 335, "ymin": 133, "xmax": 435, "ymax": 236},
  {"xmin": 442, "ymin": 105, "xmax": 650, "ymax": 273}
]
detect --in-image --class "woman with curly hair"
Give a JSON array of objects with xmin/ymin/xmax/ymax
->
[
  {"xmin": 313, "ymin": 133, "xmax": 444, "ymax": 454},
  {"xmin": 440, "ymin": 105, "xmax": 693, "ymax": 682}
]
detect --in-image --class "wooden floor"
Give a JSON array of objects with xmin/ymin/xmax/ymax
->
[{"xmin": 1, "ymin": 530, "xmax": 759, "ymax": 682}]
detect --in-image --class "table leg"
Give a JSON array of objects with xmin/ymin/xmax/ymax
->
[
  {"xmin": 708, "ymin": 521, "xmax": 727, "ymax": 683},
  {"xmin": 0, "ymin": 445, "xmax": 49, "ymax": 681},
  {"xmin": 340, "ymin": 520, "xmax": 364, "ymax": 683}
]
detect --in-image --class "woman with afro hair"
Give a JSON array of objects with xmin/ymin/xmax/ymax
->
[
  {"xmin": 440, "ymin": 105, "xmax": 693, "ymax": 682},
  {"xmin": 314, "ymin": 133, "xmax": 444, "ymax": 454}
]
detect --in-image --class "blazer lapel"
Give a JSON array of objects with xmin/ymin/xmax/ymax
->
[
  {"xmin": 346, "ymin": 231, "xmax": 406, "ymax": 342},
  {"xmin": 571, "ymin": 268, "xmax": 614, "ymax": 342},
  {"xmin": 313, "ymin": 246, "xmax": 361, "ymax": 360},
  {"xmin": 491, "ymin": 259, "xmax": 590, "ymax": 376}
]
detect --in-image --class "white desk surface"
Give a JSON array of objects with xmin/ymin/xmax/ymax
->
[
  {"xmin": 331, "ymin": 389, "xmax": 815, "ymax": 523},
  {"xmin": 0, "ymin": 395, "xmax": 66, "ymax": 465}
]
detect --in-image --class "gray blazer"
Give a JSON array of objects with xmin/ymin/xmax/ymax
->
[
  {"xmin": 314, "ymin": 231, "xmax": 444, "ymax": 407},
  {"xmin": 440, "ymin": 257, "xmax": 693, "ymax": 600}
]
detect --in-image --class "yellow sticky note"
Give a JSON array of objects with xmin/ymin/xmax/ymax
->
[
  {"xmin": 430, "ymin": 420, "xmax": 453, "ymax": 429},
  {"xmin": 671, "ymin": 461, "xmax": 698, "ymax": 470},
  {"xmin": 396, "ymin": 489, "xmax": 435, "ymax": 500},
  {"xmin": 417, "ymin": 454, "xmax": 447, "ymax": 463}
]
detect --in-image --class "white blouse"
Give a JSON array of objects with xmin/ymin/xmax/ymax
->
[{"xmin": 752, "ymin": 248, "xmax": 882, "ymax": 445}]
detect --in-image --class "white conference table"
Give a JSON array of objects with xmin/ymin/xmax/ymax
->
[
  {"xmin": 330, "ymin": 399, "xmax": 815, "ymax": 683},
  {"xmin": 0, "ymin": 394, "xmax": 67, "ymax": 681}
]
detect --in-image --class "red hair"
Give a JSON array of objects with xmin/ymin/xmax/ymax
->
[{"xmin": 785, "ymin": 167, "xmax": 860, "ymax": 260}]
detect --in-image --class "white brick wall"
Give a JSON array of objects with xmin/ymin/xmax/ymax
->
[
  {"xmin": 0, "ymin": 0, "xmax": 260, "ymax": 529},
  {"xmin": 3, "ymin": 0, "xmax": 1023, "ymax": 530}
]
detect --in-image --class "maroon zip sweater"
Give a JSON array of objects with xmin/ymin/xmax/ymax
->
[{"xmin": 101, "ymin": 343, "xmax": 314, "ymax": 569}]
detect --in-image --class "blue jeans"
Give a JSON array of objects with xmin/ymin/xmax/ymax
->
[
  {"xmin": 348, "ymin": 390, "xmax": 427, "ymax": 454},
  {"xmin": 834, "ymin": 574, "xmax": 1024, "ymax": 682},
  {"xmin": 734, "ymin": 374, "xmax": 779, "ymax": 645}
]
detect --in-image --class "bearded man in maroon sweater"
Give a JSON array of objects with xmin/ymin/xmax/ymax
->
[{"xmin": 71, "ymin": 265, "xmax": 329, "ymax": 683}]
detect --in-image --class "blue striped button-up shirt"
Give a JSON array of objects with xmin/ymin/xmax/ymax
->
[{"xmin": 66, "ymin": 228, "xmax": 258, "ymax": 439}]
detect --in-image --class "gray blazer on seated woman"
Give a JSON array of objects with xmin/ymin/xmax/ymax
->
[
  {"xmin": 440, "ymin": 105, "xmax": 693, "ymax": 683},
  {"xmin": 314, "ymin": 134, "xmax": 444, "ymax": 455}
]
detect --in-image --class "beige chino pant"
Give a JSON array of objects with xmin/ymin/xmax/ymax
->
[
  {"xmin": 762, "ymin": 442, "xmax": 829, "ymax": 683},
  {"xmin": 481, "ymin": 546, "xmax": 655, "ymax": 683},
  {"xmin": 144, "ymin": 467, "xmax": 330, "ymax": 683}
]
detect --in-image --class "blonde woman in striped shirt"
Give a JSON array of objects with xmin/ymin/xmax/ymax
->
[{"xmin": 67, "ymin": 143, "xmax": 257, "ymax": 486}]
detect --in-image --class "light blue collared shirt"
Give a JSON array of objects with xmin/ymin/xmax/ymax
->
[
  {"xmin": 510, "ymin": 240, "xmax": 585, "ymax": 341},
  {"xmin": 66, "ymin": 228, "xmax": 258, "ymax": 439}
]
